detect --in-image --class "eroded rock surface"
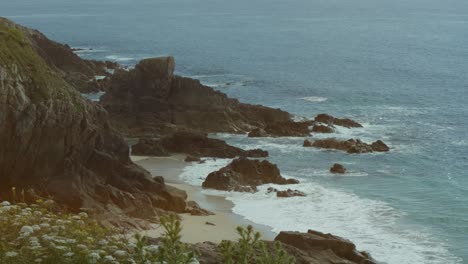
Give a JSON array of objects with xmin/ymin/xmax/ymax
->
[{"xmin": 306, "ymin": 138, "xmax": 390, "ymax": 154}]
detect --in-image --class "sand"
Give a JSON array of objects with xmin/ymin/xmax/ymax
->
[{"xmin": 131, "ymin": 155, "xmax": 277, "ymax": 243}]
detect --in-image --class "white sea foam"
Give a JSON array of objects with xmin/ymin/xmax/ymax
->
[
  {"xmin": 178, "ymin": 158, "xmax": 232, "ymax": 186},
  {"xmin": 227, "ymin": 184, "xmax": 462, "ymax": 264},
  {"xmin": 105, "ymin": 55, "xmax": 134, "ymax": 62},
  {"xmin": 301, "ymin": 96, "xmax": 328, "ymax": 102}
]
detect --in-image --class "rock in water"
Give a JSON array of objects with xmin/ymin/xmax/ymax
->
[
  {"xmin": 303, "ymin": 139, "xmax": 313, "ymax": 147},
  {"xmin": 100, "ymin": 58, "xmax": 292, "ymax": 136},
  {"xmin": 132, "ymin": 131, "xmax": 268, "ymax": 158},
  {"xmin": 249, "ymin": 120, "xmax": 314, "ymax": 137},
  {"xmin": 311, "ymin": 124, "xmax": 335, "ymax": 133},
  {"xmin": 276, "ymin": 189, "xmax": 306, "ymax": 198},
  {"xmin": 330, "ymin": 163, "xmax": 347, "ymax": 174},
  {"xmin": 202, "ymin": 158, "xmax": 299, "ymax": 192},
  {"xmin": 0, "ymin": 18, "xmax": 186, "ymax": 228},
  {"xmin": 307, "ymin": 138, "xmax": 389, "ymax": 154},
  {"xmin": 315, "ymin": 113, "xmax": 363, "ymax": 128}
]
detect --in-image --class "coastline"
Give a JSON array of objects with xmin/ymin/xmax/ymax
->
[{"xmin": 131, "ymin": 155, "xmax": 277, "ymax": 243}]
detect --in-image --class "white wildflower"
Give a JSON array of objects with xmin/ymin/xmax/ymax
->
[
  {"xmin": 1, "ymin": 201, "xmax": 11, "ymax": 206},
  {"xmin": 71, "ymin": 215, "xmax": 81, "ymax": 221},
  {"xmin": 20, "ymin": 225, "xmax": 34, "ymax": 236},
  {"xmin": 145, "ymin": 245, "xmax": 159, "ymax": 253},
  {"xmin": 78, "ymin": 212, "xmax": 88, "ymax": 218},
  {"xmin": 127, "ymin": 242, "xmax": 136, "ymax": 248},
  {"xmin": 113, "ymin": 250, "xmax": 127, "ymax": 258},
  {"xmin": 98, "ymin": 239, "xmax": 109, "ymax": 246},
  {"xmin": 32, "ymin": 225, "xmax": 41, "ymax": 231},
  {"xmin": 39, "ymin": 223, "xmax": 50, "ymax": 229},
  {"xmin": 34, "ymin": 258, "xmax": 43, "ymax": 263},
  {"xmin": 89, "ymin": 252, "xmax": 101, "ymax": 260},
  {"xmin": 5, "ymin": 251, "xmax": 18, "ymax": 257},
  {"xmin": 54, "ymin": 245, "xmax": 68, "ymax": 251},
  {"xmin": 77, "ymin": 244, "xmax": 88, "ymax": 250},
  {"xmin": 63, "ymin": 252, "xmax": 75, "ymax": 258},
  {"xmin": 65, "ymin": 238, "xmax": 77, "ymax": 244},
  {"xmin": 103, "ymin": 255, "xmax": 116, "ymax": 262}
]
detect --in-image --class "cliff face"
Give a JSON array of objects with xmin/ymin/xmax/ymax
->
[
  {"xmin": 0, "ymin": 18, "xmax": 186, "ymax": 228},
  {"xmin": 101, "ymin": 57, "xmax": 292, "ymax": 136}
]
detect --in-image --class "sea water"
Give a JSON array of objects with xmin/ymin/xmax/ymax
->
[{"xmin": 2, "ymin": 0, "xmax": 467, "ymax": 263}]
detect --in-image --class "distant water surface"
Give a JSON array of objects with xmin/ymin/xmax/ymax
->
[{"xmin": 2, "ymin": 0, "xmax": 467, "ymax": 263}]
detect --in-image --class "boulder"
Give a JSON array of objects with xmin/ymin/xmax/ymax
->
[
  {"xmin": 315, "ymin": 114, "xmax": 362, "ymax": 128},
  {"xmin": 307, "ymin": 138, "xmax": 389, "ymax": 154},
  {"xmin": 202, "ymin": 158, "xmax": 298, "ymax": 192},
  {"xmin": 311, "ymin": 124, "xmax": 334, "ymax": 133},
  {"xmin": 330, "ymin": 163, "xmax": 347, "ymax": 174},
  {"xmin": 185, "ymin": 201, "xmax": 214, "ymax": 216},
  {"xmin": 371, "ymin": 140, "xmax": 390, "ymax": 152},
  {"xmin": 276, "ymin": 189, "xmax": 306, "ymax": 198},
  {"xmin": 303, "ymin": 139, "xmax": 313, "ymax": 147},
  {"xmin": 275, "ymin": 230, "xmax": 376, "ymax": 264}
]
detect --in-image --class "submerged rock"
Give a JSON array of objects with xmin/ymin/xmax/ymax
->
[
  {"xmin": 202, "ymin": 158, "xmax": 299, "ymax": 192},
  {"xmin": 330, "ymin": 163, "xmax": 347, "ymax": 174}
]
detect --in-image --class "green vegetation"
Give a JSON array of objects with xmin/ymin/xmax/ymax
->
[
  {"xmin": 220, "ymin": 225, "xmax": 295, "ymax": 264},
  {"xmin": 0, "ymin": 23, "xmax": 84, "ymax": 110},
  {"xmin": 0, "ymin": 199, "xmax": 294, "ymax": 263}
]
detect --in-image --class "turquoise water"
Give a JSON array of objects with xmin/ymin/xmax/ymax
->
[{"xmin": 2, "ymin": 0, "xmax": 467, "ymax": 262}]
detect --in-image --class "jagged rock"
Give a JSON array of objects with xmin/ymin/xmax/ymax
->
[
  {"xmin": 275, "ymin": 230, "xmax": 376, "ymax": 264},
  {"xmin": 185, "ymin": 155, "xmax": 201, "ymax": 162},
  {"xmin": 100, "ymin": 58, "xmax": 292, "ymax": 136},
  {"xmin": 371, "ymin": 140, "xmax": 390, "ymax": 152},
  {"xmin": 306, "ymin": 138, "xmax": 389, "ymax": 154},
  {"xmin": 0, "ymin": 18, "xmax": 187, "ymax": 228},
  {"xmin": 330, "ymin": 163, "xmax": 347, "ymax": 174},
  {"xmin": 276, "ymin": 189, "xmax": 306, "ymax": 198},
  {"xmin": 249, "ymin": 120, "xmax": 314, "ymax": 137},
  {"xmin": 311, "ymin": 124, "xmax": 334, "ymax": 133},
  {"xmin": 315, "ymin": 114, "xmax": 362, "ymax": 128},
  {"xmin": 132, "ymin": 132, "xmax": 268, "ymax": 158},
  {"xmin": 132, "ymin": 138, "xmax": 169, "ymax": 156},
  {"xmin": 202, "ymin": 158, "xmax": 298, "ymax": 192},
  {"xmin": 303, "ymin": 139, "xmax": 313, "ymax": 147},
  {"xmin": 185, "ymin": 201, "xmax": 214, "ymax": 216}
]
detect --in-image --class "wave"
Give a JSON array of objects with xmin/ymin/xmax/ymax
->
[
  {"xmin": 105, "ymin": 55, "xmax": 134, "ymax": 62},
  {"xmin": 301, "ymin": 96, "xmax": 328, "ymax": 102}
]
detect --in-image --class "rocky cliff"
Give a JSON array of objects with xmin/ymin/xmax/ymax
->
[
  {"xmin": 100, "ymin": 57, "xmax": 292, "ymax": 136},
  {"xmin": 0, "ymin": 18, "xmax": 186, "ymax": 228}
]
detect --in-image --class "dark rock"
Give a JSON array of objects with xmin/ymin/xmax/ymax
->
[
  {"xmin": 205, "ymin": 221, "xmax": 216, "ymax": 226},
  {"xmin": 276, "ymin": 189, "xmax": 306, "ymax": 198},
  {"xmin": 315, "ymin": 114, "xmax": 363, "ymax": 128},
  {"xmin": 185, "ymin": 155, "xmax": 201, "ymax": 162},
  {"xmin": 185, "ymin": 201, "xmax": 214, "ymax": 216},
  {"xmin": 286, "ymin": 178, "xmax": 300, "ymax": 184},
  {"xmin": 132, "ymin": 138, "xmax": 169, "ymax": 156},
  {"xmin": 308, "ymin": 138, "xmax": 389, "ymax": 154},
  {"xmin": 267, "ymin": 187, "xmax": 278, "ymax": 194},
  {"xmin": 100, "ymin": 57, "xmax": 292, "ymax": 136},
  {"xmin": 303, "ymin": 139, "xmax": 313, "ymax": 147},
  {"xmin": 249, "ymin": 120, "xmax": 314, "ymax": 137},
  {"xmin": 371, "ymin": 140, "xmax": 390, "ymax": 152},
  {"xmin": 248, "ymin": 128, "xmax": 268, "ymax": 137},
  {"xmin": 133, "ymin": 132, "xmax": 268, "ymax": 158},
  {"xmin": 330, "ymin": 163, "xmax": 347, "ymax": 174},
  {"xmin": 202, "ymin": 158, "xmax": 298, "ymax": 192},
  {"xmin": 275, "ymin": 230, "xmax": 376, "ymax": 264},
  {"xmin": 0, "ymin": 18, "xmax": 187, "ymax": 228},
  {"xmin": 311, "ymin": 124, "xmax": 335, "ymax": 133}
]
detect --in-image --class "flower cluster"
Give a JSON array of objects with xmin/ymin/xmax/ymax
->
[{"xmin": 0, "ymin": 200, "xmax": 165, "ymax": 264}]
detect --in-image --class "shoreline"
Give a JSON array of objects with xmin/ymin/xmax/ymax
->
[{"xmin": 131, "ymin": 154, "xmax": 277, "ymax": 243}]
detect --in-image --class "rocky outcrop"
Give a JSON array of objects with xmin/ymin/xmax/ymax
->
[
  {"xmin": 315, "ymin": 114, "xmax": 363, "ymax": 128},
  {"xmin": 132, "ymin": 131, "xmax": 268, "ymax": 158},
  {"xmin": 100, "ymin": 57, "xmax": 292, "ymax": 136},
  {"xmin": 330, "ymin": 163, "xmax": 347, "ymax": 174},
  {"xmin": 311, "ymin": 124, "xmax": 335, "ymax": 133},
  {"xmin": 202, "ymin": 158, "xmax": 298, "ymax": 192},
  {"xmin": 0, "ymin": 18, "xmax": 187, "ymax": 228},
  {"xmin": 305, "ymin": 138, "xmax": 390, "ymax": 154},
  {"xmin": 0, "ymin": 17, "xmax": 120, "ymax": 93},
  {"xmin": 248, "ymin": 120, "xmax": 314, "ymax": 137},
  {"xmin": 303, "ymin": 139, "xmax": 313, "ymax": 147},
  {"xmin": 185, "ymin": 201, "xmax": 214, "ymax": 216},
  {"xmin": 275, "ymin": 230, "xmax": 376, "ymax": 264}
]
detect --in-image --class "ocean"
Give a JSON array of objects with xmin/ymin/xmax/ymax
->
[{"xmin": 2, "ymin": 0, "xmax": 467, "ymax": 263}]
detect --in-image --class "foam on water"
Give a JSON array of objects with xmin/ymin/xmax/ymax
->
[
  {"xmin": 105, "ymin": 55, "xmax": 134, "ymax": 62},
  {"xmin": 301, "ymin": 96, "xmax": 328, "ymax": 102},
  {"xmin": 227, "ymin": 184, "xmax": 462, "ymax": 264}
]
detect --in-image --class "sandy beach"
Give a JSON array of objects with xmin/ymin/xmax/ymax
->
[{"xmin": 131, "ymin": 155, "xmax": 277, "ymax": 243}]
